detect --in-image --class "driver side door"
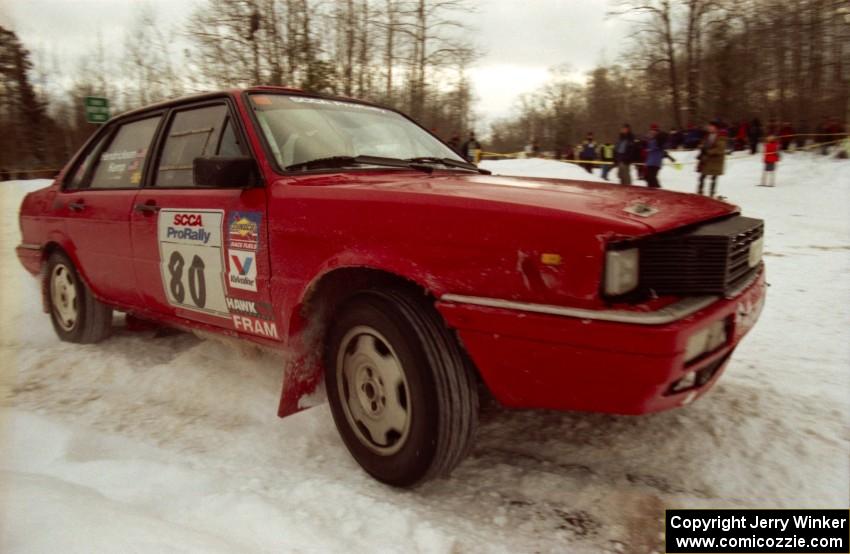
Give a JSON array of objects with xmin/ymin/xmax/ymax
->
[{"xmin": 130, "ymin": 100, "xmax": 278, "ymax": 341}]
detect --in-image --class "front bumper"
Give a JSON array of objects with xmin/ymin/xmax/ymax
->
[{"xmin": 437, "ymin": 268, "xmax": 766, "ymax": 414}]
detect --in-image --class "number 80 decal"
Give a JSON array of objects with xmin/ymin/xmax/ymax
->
[
  {"xmin": 158, "ymin": 209, "xmax": 229, "ymax": 318},
  {"xmin": 168, "ymin": 251, "xmax": 206, "ymax": 308}
]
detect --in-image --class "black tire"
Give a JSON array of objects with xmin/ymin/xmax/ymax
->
[
  {"xmin": 324, "ymin": 289, "xmax": 478, "ymax": 487},
  {"xmin": 45, "ymin": 251, "xmax": 112, "ymax": 344}
]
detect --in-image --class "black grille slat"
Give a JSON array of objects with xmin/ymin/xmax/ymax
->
[{"xmin": 638, "ymin": 216, "xmax": 763, "ymax": 296}]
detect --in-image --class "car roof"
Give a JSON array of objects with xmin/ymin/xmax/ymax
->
[{"xmin": 114, "ymin": 85, "xmax": 390, "ymax": 121}]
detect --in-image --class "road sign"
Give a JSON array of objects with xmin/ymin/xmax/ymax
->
[{"xmin": 84, "ymin": 96, "xmax": 110, "ymax": 124}]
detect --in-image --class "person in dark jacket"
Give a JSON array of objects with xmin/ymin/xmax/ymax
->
[
  {"xmin": 644, "ymin": 124, "xmax": 675, "ymax": 188},
  {"xmin": 734, "ymin": 120, "xmax": 748, "ymax": 151},
  {"xmin": 684, "ymin": 124, "xmax": 704, "ymax": 149},
  {"xmin": 697, "ymin": 121, "xmax": 727, "ymax": 197},
  {"xmin": 668, "ymin": 128, "xmax": 682, "ymax": 149},
  {"xmin": 614, "ymin": 124, "xmax": 639, "ymax": 185},
  {"xmin": 779, "ymin": 122, "xmax": 794, "ymax": 151},
  {"xmin": 461, "ymin": 131, "xmax": 481, "ymax": 162},
  {"xmin": 578, "ymin": 134, "xmax": 597, "ymax": 173},
  {"xmin": 747, "ymin": 117, "xmax": 762, "ymax": 154}
]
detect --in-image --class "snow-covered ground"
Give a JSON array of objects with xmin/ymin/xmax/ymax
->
[{"xmin": 2, "ymin": 150, "xmax": 848, "ymax": 553}]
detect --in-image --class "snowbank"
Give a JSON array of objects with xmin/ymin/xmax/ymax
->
[
  {"xmin": 1, "ymin": 152, "xmax": 848, "ymax": 552},
  {"xmin": 480, "ymin": 157, "xmax": 607, "ymax": 182}
]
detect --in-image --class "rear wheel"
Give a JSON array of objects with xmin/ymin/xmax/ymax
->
[
  {"xmin": 46, "ymin": 251, "xmax": 112, "ymax": 344},
  {"xmin": 325, "ymin": 289, "xmax": 478, "ymax": 487}
]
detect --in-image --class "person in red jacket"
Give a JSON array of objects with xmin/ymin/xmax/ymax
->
[{"xmin": 761, "ymin": 135, "xmax": 780, "ymax": 187}]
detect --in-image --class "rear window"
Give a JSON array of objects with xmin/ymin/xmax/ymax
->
[{"xmin": 87, "ymin": 117, "xmax": 161, "ymax": 189}]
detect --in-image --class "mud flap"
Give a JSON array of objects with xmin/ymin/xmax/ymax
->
[{"xmin": 277, "ymin": 334, "xmax": 324, "ymax": 417}]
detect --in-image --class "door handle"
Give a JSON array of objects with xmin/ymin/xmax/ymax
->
[
  {"xmin": 134, "ymin": 202, "xmax": 160, "ymax": 215},
  {"xmin": 68, "ymin": 200, "xmax": 86, "ymax": 212}
]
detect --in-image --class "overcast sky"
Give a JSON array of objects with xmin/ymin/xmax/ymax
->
[{"xmin": 1, "ymin": 0, "xmax": 630, "ymax": 124}]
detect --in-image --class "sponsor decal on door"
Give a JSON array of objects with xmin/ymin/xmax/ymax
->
[
  {"xmin": 158, "ymin": 209, "xmax": 229, "ymax": 318},
  {"xmin": 228, "ymin": 211, "xmax": 262, "ymax": 251},
  {"xmin": 225, "ymin": 296, "xmax": 274, "ymax": 320},
  {"xmin": 228, "ymin": 249, "xmax": 257, "ymax": 292},
  {"xmin": 232, "ymin": 314, "xmax": 279, "ymax": 339}
]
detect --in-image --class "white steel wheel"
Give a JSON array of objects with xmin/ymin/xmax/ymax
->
[
  {"xmin": 337, "ymin": 326, "xmax": 412, "ymax": 456},
  {"xmin": 50, "ymin": 263, "xmax": 78, "ymax": 331},
  {"xmin": 325, "ymin": 289, "xmax": 479, "ymax": 487},
  {"xmin": 45, "ymin": 251, "xmax": 112, "ymax": 344}
]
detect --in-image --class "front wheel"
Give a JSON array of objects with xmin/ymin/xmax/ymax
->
[
  {"xmin": 45, "ymin": 251, "xmax": 112, "ymax": 344},
  {"xmin": 325, "ymin": 289, "xmax": 478, "ymax": 487}
]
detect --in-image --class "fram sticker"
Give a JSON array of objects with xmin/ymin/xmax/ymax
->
[
  {"xmin": 228, "ymin": 211, "xmax": 262, "ymax": 251},
  {"xmin": 228, "ymin": 249, "xmax": 257, "ymax": 291},
  {"xmin": 232, "ymin": 314, "xmax": 279, "ymax": 339}
]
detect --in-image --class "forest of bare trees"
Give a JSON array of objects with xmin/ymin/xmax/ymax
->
[
  {"xmin": 489, "ymin": 0, "xmax": 849, "ymax": 153},
  {"xmin": 1, "ymin": 0, "xmax": 477, "ymax": 176},
  {"xmin": 1, "ymin": 0, "xmax": 848, "ymax": 175}
]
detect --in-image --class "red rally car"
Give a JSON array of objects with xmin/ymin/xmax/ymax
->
[{"xmin": 16, "ymin": 87, "xmax": 766, "ymax": 486}]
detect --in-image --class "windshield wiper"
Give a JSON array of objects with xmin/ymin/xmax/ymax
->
[
  {"xmin": 405, "ymin": 157, "xmax": 491, "ymax": 174},
  {"xmin": 286, "ymin": 154, "xmax": 429, "ymax": 173}
]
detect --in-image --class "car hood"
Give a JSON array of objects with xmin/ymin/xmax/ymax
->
[{"xmin": 298, "ymin": 172, "xmax": 738, "ymax": 234}]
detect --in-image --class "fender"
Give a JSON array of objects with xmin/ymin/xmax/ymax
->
[{"xmin": 277, "ymin": 253, "xmax": 442, "ymax": 418}]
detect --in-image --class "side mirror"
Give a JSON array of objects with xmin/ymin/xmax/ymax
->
[{"xmin": 193, "ymin": 156, "xmax": 262, "ymax": 188}]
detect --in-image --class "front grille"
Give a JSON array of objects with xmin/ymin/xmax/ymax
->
[{"xmin": 640, "ymin": 216, "xmax": 763, "ymax": 295}]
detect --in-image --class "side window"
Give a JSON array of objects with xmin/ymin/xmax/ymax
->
[
  {"xmin": 155, "ymin": 104, "xmax": 233, "ymax": 187},
  {"xmin": 87, "ymin": 117, "xmax": 161, "ymax": 189},
  {"xmin": 217, "ymin": 118, "xmax": 245, "ymax": 158},
  {"xmin": 65, "ymin": 132, "xmax": 109, "ymax": 190}
]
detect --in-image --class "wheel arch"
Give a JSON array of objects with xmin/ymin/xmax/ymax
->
[{"xmin": 277, "ymin": 265, "xmax": 476, "ymax": 418}]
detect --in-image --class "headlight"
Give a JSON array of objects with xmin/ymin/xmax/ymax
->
[{"xmin": 603, "ymin": 248, "xmax": 639, "ymax": 295}]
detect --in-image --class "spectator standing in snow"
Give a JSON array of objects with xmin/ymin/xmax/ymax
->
[
  {"xmin": 747, "ymin": 117, "xmax": 762, "ymax": 154},
  {"xmin": 779, "ymin": 122, "xmax": 794, "ymax": 151},
  {"xmin": 644, "ymin": 124, "xmax": 676, "ymax": 188},
  {"xmin": 599, "ymin": 141, "xmax": 615, "ymax": 180},
  {"xmin": 668, "ymin": 127, "xmax": 682, "ymax": 149},
  {"xmin": 697, "ymin": 121, "xmax": 727, "ymax": 197},
  {"xmin": 579, "ymin": 134, "xmax": 597, "ymax": 174},
  {"xmin": 614, "ymin": 124, "xmax": 639, "ymax": 185},
  {"xmin": 461, "ymin": 131, "xmax": 481, "ymax": 163},
  {"xmin": 635, "ymin": 137, "xmax": 648, "ymax": 180},
  {"xmin": 760, "ymin": 135, "xmax": 780, "ymax": 187},
  {"xmin": 684, "ymin": 124, "xmax": 704, "ymax": 149},
  {"xmin": 734, "ymin": 120, "xmax": 748, "ymax": 151}
]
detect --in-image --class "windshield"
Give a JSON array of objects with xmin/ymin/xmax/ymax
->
[{"xmin": 249, "ymin": 94, "xmax": 466, "ymax": 170}]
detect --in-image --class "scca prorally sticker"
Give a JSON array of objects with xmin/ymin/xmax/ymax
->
[
  {"xmin": 158, "ymin": 209, "xmax": 229, "ymax": 318},
  {"xmin": 228, "ymin": 249, "xmax": 257, "ymax": 292},
  {"xmin": 228, "ymin": 211, "xmax": 262, "ymax": 251},
  {"xmin": 232, "ymin": 314, "xmax": 279, "ymax": 339},
  {"xmin": 225, "ymin": 296, "xmax": 274, "ymax": 320}
]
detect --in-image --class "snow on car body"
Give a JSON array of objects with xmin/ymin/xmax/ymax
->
[{"xmin": 16, "ymin": 86, "xmax": 766, "ymax": 485}]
